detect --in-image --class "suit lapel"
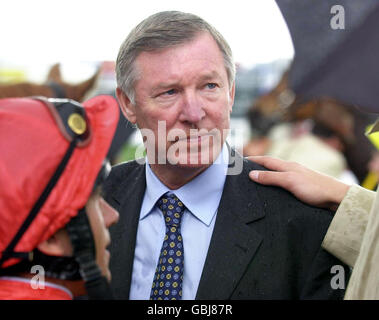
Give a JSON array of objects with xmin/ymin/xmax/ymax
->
[
  {"xmin": 196, "ymin": 157, "xmax": 265, "ymax": 299},
  {"xmin": 108, "ymin": 162, "xmax": 146, "ymax": 299}
]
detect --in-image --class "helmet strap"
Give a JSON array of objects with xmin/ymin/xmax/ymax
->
[{"xmin": 66, "ymin": 208, "xmax": 114, "ymax": 299}]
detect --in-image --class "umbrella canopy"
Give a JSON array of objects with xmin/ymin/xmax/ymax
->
[{"xmin": 276, "ymin": 0, "xmax": 379, "ymax": 113}]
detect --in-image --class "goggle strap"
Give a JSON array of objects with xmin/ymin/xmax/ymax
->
[{"xmin": 31, "ymin": 96, "xmax": 91, "ymax": 147}]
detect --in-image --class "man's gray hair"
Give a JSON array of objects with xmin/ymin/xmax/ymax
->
[{"xmin": 116, "ymin": 11, "xmax": 236, "ymax": 104}]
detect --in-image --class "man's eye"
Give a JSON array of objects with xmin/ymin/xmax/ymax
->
[
  {"xmin": 206, "ymin": 83, "xmax": 217, "ymax": 89},
  {"xmin": 162, "ymin": 89, "xmax": 177, "ymax": 96}
]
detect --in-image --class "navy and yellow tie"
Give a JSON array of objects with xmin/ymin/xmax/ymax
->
[{"xmin": 150, "ymin": 193, "xmax": 185, "ymax": 300}]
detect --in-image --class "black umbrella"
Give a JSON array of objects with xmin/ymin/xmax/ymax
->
[{"xmin": 276, "ymin": 0, "xmax": 379, "ymax": 113}]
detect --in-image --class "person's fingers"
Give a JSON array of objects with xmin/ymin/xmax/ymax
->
[
  {"xmin": 249, "ymin": 170, "xmax": 292, "ymax": 188},
  {"xmin": 247, "ymin": 156, "xmax": 298, "ymax": 172}
]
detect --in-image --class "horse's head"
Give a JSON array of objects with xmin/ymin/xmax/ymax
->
[
  {"xmin": 247, "ymin": 68, "xmax": 377, "ymax": 182},
  {"xmin": 248, "ymin": 69, "xmax": 355, "ymax": 143},
  {"xmin": 0, "ymin": 63, "xmax": 100, "ymax": 101},
  {"xmin": 45, "ymin": 63, "xmax": 100, "ymax": 102}
]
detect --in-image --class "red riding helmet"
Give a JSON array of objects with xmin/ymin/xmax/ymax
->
[{"xmin": 0, "ymin": 95, "xmax": 119, "ymax": 268}]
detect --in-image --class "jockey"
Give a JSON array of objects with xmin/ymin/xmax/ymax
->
[{"xmin": 0, "ymin": 95, "xmax": 119, "ymax": 299}]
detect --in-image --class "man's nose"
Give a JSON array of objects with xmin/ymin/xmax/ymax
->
[
  {"xmin": 100, "ymin": 197, "xmax": 120, "ymax": 228},
  {"xmin": 179, "ymin": 91, "xmax": 205, "ymax": 124}
]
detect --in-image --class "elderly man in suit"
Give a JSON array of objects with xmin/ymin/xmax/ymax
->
[{"xmin": 104, "ymin": 11, "xmax": 349, "ymax": 300}]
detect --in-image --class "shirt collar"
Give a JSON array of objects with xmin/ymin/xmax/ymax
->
[{"xmin": 140, "ymin": 143, "xmax": 229, "ymax": 226}]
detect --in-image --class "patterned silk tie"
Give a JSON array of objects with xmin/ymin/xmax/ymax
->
[{"xmin": 150, "ymin": 193, "xmax": 185, "ymax": 300}]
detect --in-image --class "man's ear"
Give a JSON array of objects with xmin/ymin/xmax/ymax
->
[
  {"xmin": 37, "ymin": 229, "xmax": 73, "ymax": 257},
  {"xmin": 116, "ymin": 87, "xmax": 137, "ymax": 124},
  {"xmin": 228, "ymin": 81, "xmax": 236, "ymax": 113}
]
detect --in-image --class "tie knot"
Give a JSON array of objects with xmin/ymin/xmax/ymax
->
[{"xmin": 157, "ymin": 194, "xmax": 185, "ymax": 227}]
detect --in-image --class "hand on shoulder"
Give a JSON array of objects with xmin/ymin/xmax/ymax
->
[{"xmin": 248, "ymin": 156, "xmax": 350, "ymax": 211}]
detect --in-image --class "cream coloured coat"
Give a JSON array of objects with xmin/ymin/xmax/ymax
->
[{"xmin": 322, "ymin": 184, "xmax": 378, "ymax": 299}]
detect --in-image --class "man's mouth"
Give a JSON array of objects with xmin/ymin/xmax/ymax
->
[{"xmin": 176, "ymin": 134, "xmax": 211, "ymax": 142}]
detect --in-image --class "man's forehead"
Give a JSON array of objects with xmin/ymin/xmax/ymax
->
[
  {"xmin": 134, "ymin": 34, "xmax": 226, "ymax": 84},
  {"xmin": 136, "ymin": 32, "xmax": 222, "ymax": 65}
]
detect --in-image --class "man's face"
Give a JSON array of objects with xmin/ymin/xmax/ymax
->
[{"xmin": 120, "ymin": 31, "xmax": 235, "ymax": 169}]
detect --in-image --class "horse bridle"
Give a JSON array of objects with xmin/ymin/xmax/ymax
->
[{"xmin": 47, "ymin": 81, "xmax": 66, "ymax": 98}]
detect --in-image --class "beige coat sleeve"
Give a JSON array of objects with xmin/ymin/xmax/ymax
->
[{"xmin": 322, "ymin": 184, "xmax": 376, "ymax": 267}]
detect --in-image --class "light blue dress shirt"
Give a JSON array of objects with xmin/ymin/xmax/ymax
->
[{"xmin": 129, "ymin": 144, "xmax": 229, "ymax": 300}]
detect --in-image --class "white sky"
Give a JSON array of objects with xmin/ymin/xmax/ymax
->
[{"xmin": 0, "ymin": 0, "xmax": 294, "ymax": 81}]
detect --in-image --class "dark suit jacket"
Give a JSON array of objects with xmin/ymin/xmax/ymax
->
[{"xmin": 103, "ymin": 153, "xmax": 349, "ymax": 299}]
